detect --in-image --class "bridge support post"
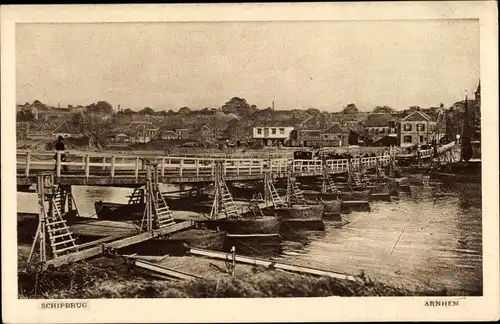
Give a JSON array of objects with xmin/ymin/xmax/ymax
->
[
  {"xmin": 25, "ymin": 152, "xmax": 31, "ymax": 177},
  {"xmin": 56, "ymin": 152, "xmax": 61, "ymax": 178},
  {"xmin": 135, "ymin": 158, "xmax": 140, "ymax": 181},
  {"xmin": 28, "ymin": 174, "xmax": 49, "ymax": 263},
  {"xmin": 85, "ymin": 155, "xmax": 90, "ymax": 178},
  {"xmin": 111, "ymin": 156, "xmax": 116, "ymax": 178}
]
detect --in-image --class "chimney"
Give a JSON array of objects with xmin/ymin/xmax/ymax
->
[{"xmin": 272, "ymin": 100, "xmax": 275, "ymax": 110}]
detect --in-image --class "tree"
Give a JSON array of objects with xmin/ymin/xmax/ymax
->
[
  {"xmin": 342, "ymin": 103, "xmax": 359, "ymax": 114},
  {"xmin": 71, "ymin": 111, "xmax": 117, "ymax": 149},
  {"xmin": 120, "ymin": 108, "xmax": 135, "ymax": 115},
  {"xmin": 178, "ymin": 106, "xmax": 191, "ymax": 115},
  {"xmin": 306, "ymin": 108, "xmax": 321, "ymax": 115},
  {"xmin": 226, "ymin": 119, "xmax": 239, "ymax": 140},
  {"xmin": 86, "ymin": 101, "xmax": 113, "ymax": 115},
  {"xmin": 16, "ymin": 109, "xmax": 35, "ymax": 122},
  {"xmin": 373, "ymin": 106, "xmax": 395, "ymax": 114},
  {"xmin": 156, "ymin": 110, "xmax": 169, "ymax": 116},
  {"xmin": 220, "ymin": 97, "xmax": 255, "ymax": 118},
  {"xmin": 138, "ymin": 107, "xmax": 154, "ymax": 115}
]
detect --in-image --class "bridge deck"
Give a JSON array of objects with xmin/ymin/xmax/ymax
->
[{"xmin": 16, "ymin": 142, "xmax": 456, "ymax": 186}]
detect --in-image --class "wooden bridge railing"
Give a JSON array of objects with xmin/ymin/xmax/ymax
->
[
  {"xmin": 417, "ymin": 141, "xmax": 456, "ymax": 159},
  {"xmin": 16, "ymin": 150, "xmax": 395, "ymax": 182}
]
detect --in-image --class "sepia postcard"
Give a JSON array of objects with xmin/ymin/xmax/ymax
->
[{"xmin": 1, "ymin": 2, "xmax": 499, "ymax": 323}]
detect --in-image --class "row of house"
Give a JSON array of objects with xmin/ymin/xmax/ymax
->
[
  {"xmin": 17, "ymin": 121, "xmax": 85, "ymax": 142},
  {"xmin": 107, "ymin": 122, "xmax": 228, "ymax": 145},
  {"xmin": 252, "ymin": 109, "xmax": 446, "ymax": 148}
]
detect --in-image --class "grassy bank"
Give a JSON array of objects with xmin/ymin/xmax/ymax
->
[{"xmin": 18, "ymin": 257, "xmax": 470, "ymax": 299}]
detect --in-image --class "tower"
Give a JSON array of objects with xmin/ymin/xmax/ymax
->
[
  {"xmin": 474, "ymin": 80, "xmax": 481, "ymax": 106},
  {"xmin": 473, "ymin": 80, "xmax": 481, "ymax": 142}
]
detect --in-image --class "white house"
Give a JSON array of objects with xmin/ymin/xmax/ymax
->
[
  {"xmin": 127, "ymin": 121, "xmax": 159, "ymax": 144},
  {"xmin": 52, "ymin": 121, "xmax": 83, "ymax": 140},
  {"xmin": 252, "ymin": 126, "xmax": 294, "ymax": 146}
]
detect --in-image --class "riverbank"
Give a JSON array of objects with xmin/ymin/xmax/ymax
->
[{"xmin": 18, "ymin": 256, "xmax": 464, "ymax": 299}]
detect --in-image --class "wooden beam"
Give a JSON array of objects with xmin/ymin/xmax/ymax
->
[
  {"xmin": 75, "ymin": 234, "xmax": 125, "ymax": 250},
  {"xmin": 133, "ymin": 259, "xmax": 202, "ymax": 281},
  {"xmin": 189, "ymin": 247, "xmax": 359, "ymax": 282},
  {"xmin": 45, "ymin": 221, "xmax": 193, "ymax": 268}
]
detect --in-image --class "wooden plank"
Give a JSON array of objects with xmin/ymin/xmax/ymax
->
[
  {"xmin": 226, "ymin": 233, "xmax": 281, "ymax": 238},
  {"xmin": 189, "ymin": 247, "xmax": 358, "ymax": 282},
  {"xmin": 133, "ymin": 259, "xmax": 202, "ymax": 281},
  {"xmin": 122, "ymin": 254, "xmax": 169, "ymax": 262},
  {"xmin": 46, "ymin": 221, "xmax": 193, "ymax": 268},
  {"xmin": 74, "ymin": 234, "xmax": 125, "ymax": 250}
]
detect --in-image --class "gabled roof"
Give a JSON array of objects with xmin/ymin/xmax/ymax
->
[
  {"xmin": 324, "ymin": 124, "xmax": 350, "ymax": 133},
  {"xmin": 129, "ymin": 121, "xmax": 159, "ymax": 131},
  {"xmin": 401, "ymin": 110, "xmax": 431, "ymax": 122},
  {"xmin": 365, "ymin": 114, "xmax": 394, "ymax": 127},
  {"xmin": 161, "ymin": 130, "xmax": 178, "ymax": 137},
  {"xmin": 52, "ymin": 121, "xmax": 75, "ymax": 134},
  {"xmin": 193, "ymin": 125, "xmax": 211, "ymax": 132}
]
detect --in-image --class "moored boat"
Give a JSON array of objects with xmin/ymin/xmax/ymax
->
[
  {"xmin": 198, "ymin": 215, "xmax": 283, "ymax": 255},
  {"xmin": 265, "ymin": 204, "xmax": 325, "ymax": 231},
  {"xmin": 198, "ymin": 163, "xmax": 283, "ymax": 254},
  {"xmin": 94, "ymin": 201, "xmax": 145, "ymax": 221},
  {"xmin": 321, "ymin": 199, "xmax": 342, "ymax": 221},
  {"xmin": 163, "ymin": 193, "xmax": 210, "ymax": 210},
  {"xmin": 229, "ymin": 182, "xmax": 262, "ymax": 199},
  {"xmin": 118, "ymin": 228, "xmax": 226, "ymax": 256},
  {"xmin": 197, "ymin": 215, "xmax": 281, "ymax": 234},
  {"xmin": 341, "ymin": 190, "xmax": 370, "ymax": 201}
]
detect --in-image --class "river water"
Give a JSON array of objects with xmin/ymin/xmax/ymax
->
[{"xmin": 17, "ymin": 179, "xmax": 482, "ymax": 295}]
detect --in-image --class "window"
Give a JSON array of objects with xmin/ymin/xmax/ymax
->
[
  {"xmin": 404, "ymin": 135, "xmax": 412, "ymax": 143},
  {"xmin": 417, "ymin": 124, "xmax": 425, "ymax": 131},
  {"xmin": 279, "ymin": 128, "xmax": 285, "ymax": 135},
  {"xmin": 403, "ymin": 124, "xmax": 412, "ymax": 131},
  {"xmin": 419, "ymin": 135, "xmax": 424, "ymax": 143},
  {"xmin": 271, "ymin": 128, "xmax": 277, "ymax": 135},
  {"xmin": 323, "ymin": 134, "xmax": 328, "ymax": 139},
  {"xmin": 257, "ymin": 128, "xmax": 262, "ymax": 135}
]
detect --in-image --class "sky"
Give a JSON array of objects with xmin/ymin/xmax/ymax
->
[{"xmin": 16, "ymin": 20, "xmax": 480, "ymax": 112}]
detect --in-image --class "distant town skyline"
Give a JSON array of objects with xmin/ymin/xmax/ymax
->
[{"xmin": 16, "ymin": 20, "xmax": 479, "ymax": 112}]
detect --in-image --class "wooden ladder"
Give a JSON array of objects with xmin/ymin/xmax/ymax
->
[
  {"xmin": 376, "ymin": 162, "xmax": 386, "ymax": 178},
  {"xmin": 325, "ymin": 174, "xmax": 339, "ymax": 193},
  {"xmin": 249, "ymin": 193, "xmax": 264, "ymax": 217},
  {"xmin": 210, "ymin": 162, "xmax": 240, "ymax": 219},
  {"xmin": 45, "ymin": 189, "xmax": 78, "ymax": 257},
  {"xmin": 265, "ymin": 175, "xmax": 286, "ymax": 207},
  {"xmin": 289, "ymin": 176, "xmax": 306, "ymax": 204},
  {"xmin": 217, "ymin": 174, "xmax": 240, "ymax": 219},
  {"xmin": 360, "ymin": 168, "xmax": 371, "ymax": 185},
  {"xmin": 152, "ymin": 184, "xmax": 176, "ymax": 228},
  {"xmin": 150, "ymin": 165, "xmax": 175, "ymax": 228},
  {"xmin": 352, "ymin": 171, "xmax": 362, "ymax": 186},
  {"xmin": 391, "ymin": 157, "xmax": 404, "ymax": 177},
  {"xmin": 52, "ymin": 186, "xmax": 66, "ymax": 213}
]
